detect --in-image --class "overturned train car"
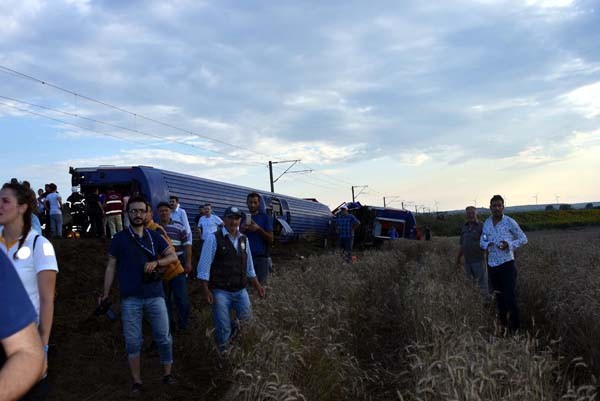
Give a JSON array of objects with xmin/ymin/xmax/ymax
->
[
  {"xmin": 70, "ymin": 166, "xmax": 332, "ymax": 241},
  {"xmin": 339, "ymin": 202, "xmax": 417, "ymax": 246}
]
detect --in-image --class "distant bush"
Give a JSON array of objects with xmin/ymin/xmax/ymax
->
[
  {"xmin": 585, "ymin": 203, "xmax": 594, "ymax": 209},
  {"xmin": 559, "ymin": 203, "xmax": 573, "ymax": 211},
  {"xmin": 417, "ymin": 209, "xmax": 600, "ymax": 235},
  {"xmin": 545, "ymin": 204, "xmax": 555, "ymax": 211}
]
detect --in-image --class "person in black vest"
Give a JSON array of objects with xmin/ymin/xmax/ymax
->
[{"xmin": 196, "ymin": 206, "xmax": 265, "ymax": 353}]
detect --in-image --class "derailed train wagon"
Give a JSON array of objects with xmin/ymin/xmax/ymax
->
[
  {"xmin": 335, "ymin": 202, "xmax": 417, "ymax": 246},
  {"xmin": 69, "ymin": 166, "xmax": 332, "ymax": 241}
]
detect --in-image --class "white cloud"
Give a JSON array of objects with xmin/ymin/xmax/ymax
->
[
  {"xmin": 561, "ymin": 81, "xmax": 600, "ymax": 118},
  {"xmin": 0, "ymin": 0, "xmax": 43, "ymax": 36},
  {"xmin": 525, "ymin": 0, "xmax": 574, "ymax": 8},
  {"xmin": 471, "ymin": 97, "xmax": 539, "ymax": 113}
]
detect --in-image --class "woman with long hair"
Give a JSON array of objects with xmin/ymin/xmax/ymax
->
[{"xmin": 0, "ymin": 182, "xmax": 58, "ymax": 400}]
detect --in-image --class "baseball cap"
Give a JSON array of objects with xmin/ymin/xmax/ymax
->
[
  {"xmin": 340, "ymin": 204, "xmax": 348, "ymax": 210},
  {"xmin": 223, "ymin": 206, "xmax": 243, "ymax": 218}
]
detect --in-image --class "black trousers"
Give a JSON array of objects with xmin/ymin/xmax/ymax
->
[{"xmin": 488, "ymin": 260, "xmax": 520, "ymax": 331}]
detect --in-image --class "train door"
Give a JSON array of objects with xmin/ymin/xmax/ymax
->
[{"xmin": 270, "ymin": 197, "xmax": 293, "ymax": 236}]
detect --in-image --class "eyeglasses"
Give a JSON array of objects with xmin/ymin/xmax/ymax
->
[{"xmin": 129, "ymin": 209, "xmax": 147, "ymax": 215}]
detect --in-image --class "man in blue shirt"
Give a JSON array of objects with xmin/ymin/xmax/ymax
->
[
  {"xmin": 242, "ymin": 192, "xmax": 274, "ymax": 284},
  {"xmin": 0, "ymin": 251, "xmax": 45, "ymax": 401},
  {"xmin": 197, "ymin": 206, "xmax": 266, "ymax": 353},
  {"xmin": 99, "ymin": 196, "xmax": 178, "ymax": 393},
  {"xmin": 336, "ymin": 205, "xmax": 360, "ymax": 262}
]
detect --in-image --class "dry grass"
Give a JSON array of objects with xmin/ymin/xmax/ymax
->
[
  {"xmin": 49, "ymin": 229, "xmax": 600, "ymax": 400},
  {"xmin": 221, "ymin": 233, "xmax": 600, "ymax": 401}
]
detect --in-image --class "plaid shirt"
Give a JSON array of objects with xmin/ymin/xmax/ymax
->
[{"xmin": 337, "ymin": 213, "xmax": 360, "ymax": 239}]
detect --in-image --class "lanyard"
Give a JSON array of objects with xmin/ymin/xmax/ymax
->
[{"xmin": 127, "ymin": 226, "xmax": 156, "ymax": 258}]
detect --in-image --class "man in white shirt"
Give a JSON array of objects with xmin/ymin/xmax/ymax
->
[
  {"xmin": 480, "ymin": 194, "xmax": 527, "ymax": 332},
  {"xmin": 197, "ymin": 204, "xmax": 223, "ymax": 241},
  {"xmin": 168, "ymin": 196, "xmax": 192, "ymax": 244}
]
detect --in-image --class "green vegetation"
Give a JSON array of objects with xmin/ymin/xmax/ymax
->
[{"xmin": 417, "ymin": 209, "xmax": 600, "ymax": 236}]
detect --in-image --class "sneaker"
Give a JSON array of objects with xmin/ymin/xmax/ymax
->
[
  {"xmin": 162, "ymin": 374, "xmax": 177, "ymax": 385},
  {"xmin": 131, "ymin": 382, "xmax": 143, "ymax": 394}
]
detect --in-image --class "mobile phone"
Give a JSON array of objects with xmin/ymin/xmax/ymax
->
[{"xmin": 245, "ymin": 214, "xmax": 252, "ymax": 225}]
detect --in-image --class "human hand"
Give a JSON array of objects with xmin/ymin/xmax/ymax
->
[
  {"xmin": 184, "ymin": 262, "xmax": 192, "ymax": 274},
  {"xmin": 143, "ymin": 261, "xmax": 159, "ymax": 273},
  {"xmin": 202, "ymin": 288, "xmax": 214, "ymax": 305},
  {"xmin": 245, "ymin": 222, "xmax": 260, "ymax": 232},
  {"xmin": 497, "ymin": 241, "xmax": 509, "ymax": 250}
]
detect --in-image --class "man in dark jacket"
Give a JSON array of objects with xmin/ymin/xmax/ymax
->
[{"xmin": 196, "ymin": 206, "xmax": 265, "ymax": 353}]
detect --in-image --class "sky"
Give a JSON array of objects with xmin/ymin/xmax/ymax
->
[{"xmin": 1, "ymin": 0, "xmax": 599, "ymax": 212}]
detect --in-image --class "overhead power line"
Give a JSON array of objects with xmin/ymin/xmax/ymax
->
[
  {"xmin": 0, "ymin": 65, "xmax": 381, "ymax": 199},
  {"xmin": 0, "ymin": 65, "xmax": 272, "ymax": 159}
]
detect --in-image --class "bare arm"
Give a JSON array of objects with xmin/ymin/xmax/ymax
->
[
  {"xmin": 143, "ymin": 246, "xmax": 178, "ymax": 274},
  {"xmin": 36, "ymin": 270, "xmax": 57, "ymax": 346},
  {"xmin": 0, "ymin": 323, "xmax": 45, "ymax": 401},
  {"xmin": 101, "ymin": 256, "xmax": 117, "ymax": 300}
]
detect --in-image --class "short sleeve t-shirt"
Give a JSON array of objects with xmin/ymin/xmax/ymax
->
[
  {"xmin": 0, "ymin": 228, "xmax": 59, "ymax": 320},
  {"xmin": 198, "ymin": 214, "xmax": 224, "ymax": 241},
  {"xmin": 246, "ymin": 212, "xmax": 274, "ymax": 257},
  {"xmin": 459, "ymin": 221, "xmax": 484, "ymax": 263},
  {"xmin": 109, "ymin": 228, "xmax": 169, "ymax": 299},
  {"xmin": 45, "ymin": 192, "xmax": 62, "ymax": 215}
]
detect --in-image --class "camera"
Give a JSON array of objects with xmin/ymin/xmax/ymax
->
[
  {"xmin": 94, "ymin": 298, "xmax": 117, "ymax": 321},
  {"xmin": 143, "ymin": 269, "xmax": 163, "ymax": 283}
]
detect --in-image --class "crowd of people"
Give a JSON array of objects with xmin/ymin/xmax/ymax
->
[{"xmin": 1, "ymin": 179, "xmax": 528, "ymax": 398}]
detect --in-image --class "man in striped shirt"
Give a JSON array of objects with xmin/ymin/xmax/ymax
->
[{"xmin": 157, "ymin": 202, "xmax": 191, "ymax": 331}]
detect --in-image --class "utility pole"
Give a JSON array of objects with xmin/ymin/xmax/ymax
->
[
  {"xmin": 383, "ymin": 195, "xmax": 402, "ymax": 208},
  {"xmin": 269, "ymin": 161, "xmax": 274, "ymax": 192},
  {"xmin": 268, "ymin": 160, "xmax": 312, "ymax": 193},
  {"xmin": 351, "ymin": 185, "xmax": 368, "ymax": 202}
]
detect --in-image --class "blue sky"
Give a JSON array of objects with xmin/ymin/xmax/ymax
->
[{"xmin": 1, "ymin": 0, "xmax": 599, "ymax": 211}]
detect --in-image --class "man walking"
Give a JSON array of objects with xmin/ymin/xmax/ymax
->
[
  {"xmin": 99, "ymin": 196, "xmax": 178, "ymax": 393},
  {"xmin": 197, "ymin": 206, "xmax": 265, "ymax": 353},
  {"xmin": 456, "ymin": 206, "xmax": 488, "ymax": 297},
  {"xmin": 242, "ymin": 193, "xmax": 274, "ymax": 284},
  {"xmin": 480, "ymin": 195, "xmax": 527, "ymax": 332},
  {"xmin": 336, "ymin": 205, "xmax": 360, "ymax": 262},
  {"xmin": 157, "ymin": 202, "xmax": 192, "ymax": 331}
]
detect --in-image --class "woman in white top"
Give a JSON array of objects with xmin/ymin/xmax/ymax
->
[{"xmin": 0, "ymin": 182, "xmax": 58, "ymax": 388}]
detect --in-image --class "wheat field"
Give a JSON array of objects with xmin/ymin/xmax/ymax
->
[{"xmin": 219, "ymin": 228, "xmax": 600, "ymax": 401}]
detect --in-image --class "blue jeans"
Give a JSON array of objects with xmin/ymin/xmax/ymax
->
[
  {"xmin": 339, "ymin": 237, "xmax": 354, "ymax": 262},
  {"xmin": 164, "ymin": 273, "xmax": 190, "ymax": 330},
  {"xmin": 253, "ymin": 256, "xmax": 272, "ymax": 284},
  {"xmin": 50, "ymin": 214, "xmax": 63, "ymax": 237},
  {"xmin": 464, "ymin": 259, "xmax": 488, "ymax": 296},
  {"xmin": 121, "ymin": 296, "xmax": 173, "ymax": 364},
  {"xmin": 211, "ymin": 289, "xmax": 252, "ymax": 350}
]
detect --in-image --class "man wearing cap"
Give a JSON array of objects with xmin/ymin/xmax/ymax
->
[
  {"xmin": 336, "ymin": 205, "xmax": 360, "ymax": 262},
  {"xmin": 196, "ymin": 206, "xmax": 265, "ymax": 352}
]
